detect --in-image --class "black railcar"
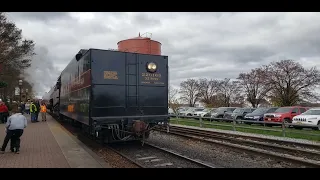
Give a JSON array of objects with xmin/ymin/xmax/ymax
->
[
  {"xmin": 51, "ymin": 48, "xmax": 169, "ymax": 143},
  {"xmin": 50, "ymin": 82, "xmax": 61, "ymax": 116}
]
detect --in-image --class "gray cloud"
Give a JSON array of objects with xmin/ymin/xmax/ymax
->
[
  {"xmin": 131, "ymin": 13, "xmax": 162, "ymax": 27},
  {"xmin": 7, "ymin": 12, "xmax": 71, "ymax": 22},
  {"xmin": 6, "ymin": 12, "xmax": 320, "ymax": 97}
]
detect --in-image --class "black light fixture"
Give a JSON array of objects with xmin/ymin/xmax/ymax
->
[{"xmin": 75, "ymin": 53, "xmax": 82, "ymax": 61}]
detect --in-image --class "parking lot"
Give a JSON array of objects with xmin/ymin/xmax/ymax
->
[{"xmin": 168, "ymin": 106, "xmax": 320, "ymax": 142}]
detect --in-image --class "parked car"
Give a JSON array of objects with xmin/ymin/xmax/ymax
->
[
  {"xmin": 177, "ymin": 107, "xmax": 187, "ymax": 113},
  {"xmin": 224, "ymin": 108, "xmax": 256, "ymax": 120},
  {"xmin": 244, "ymin": 107, "xmax": 279, "ymax": 124},
  {"xmin": 292, "ymin": 108, "xmax": 320, "ymax": 130},
  {"xmin": 193, "ymin": 108, "xmax": 216, "ymax": 119},
  {"xmin": 263, "ymin": 106, "xmax": 308, "ymax": 124},
  {"xmin": 211, "ymin": 107, "xmax": 238, "ymax": 119},
  {"xmin": 178, "ymin": 107, "xmax": 204, "ymax": 117},
  {"xmin": 168, "ymin": 108, "xmax": 175, "ymax": 116},
  {"xmin": 203, "ymin": 108, "xmax": 217, "ymax": 118}
]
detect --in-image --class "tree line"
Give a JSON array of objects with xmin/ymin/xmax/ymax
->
[
  {"xmin": 170, "ymin": 59, "xmax": 320, "ymax": 109},
  {"xmin": 0, "ymin": 12, "xmax": 36, "ymax": 103}
]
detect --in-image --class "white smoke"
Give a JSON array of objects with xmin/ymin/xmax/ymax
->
[{"xmin": 23, "ymin": 45, "xmax": 60, "ymax": 97}]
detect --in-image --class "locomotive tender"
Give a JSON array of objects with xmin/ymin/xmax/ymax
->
[{"xmin": 48, "ymin": 48, "xmax": 169, "ymax": 143}]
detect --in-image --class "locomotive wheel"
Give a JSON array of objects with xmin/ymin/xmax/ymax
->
[
  {"xmin": 101, "ymin": 129, "xmax": 112, "ymax": 144},
  {"xmin": 144, "ymin": 131, "xmax": 150, "ymax": 139},
  {"xmin": 81, "ymin": 124, "xmax": 92, "ymax": 139},
  {"xmin": 98, "ymin": 130, "xmax": 109, "ymax": 145},
  {"xmin": 59, "ymin": 114, "xmax": 64, "ymax": 121}
]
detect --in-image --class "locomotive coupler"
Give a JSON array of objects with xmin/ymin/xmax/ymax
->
[{"xmin": 132, "ymin": 120, "xmax": 147, "ymax": 135}]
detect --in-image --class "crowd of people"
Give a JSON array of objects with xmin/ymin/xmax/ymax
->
[
  {"xmin": 19, "ymin": 100, "xmax": 47, "ymax": 123},
  {"xmin": 0, "ymin": 99, "xmax": 47, "ymax": 154}
]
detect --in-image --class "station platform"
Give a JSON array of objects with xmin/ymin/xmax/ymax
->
[{"xmin": 0, "ymin": 113, "xmax": 110, "ymax": 168}]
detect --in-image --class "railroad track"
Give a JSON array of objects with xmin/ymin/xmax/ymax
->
[
  {"xmin": 49, "ymin": 113, "xmax": 214, "ymax": 168},
  {"xmin": 154, "ymin": 125, "xmax": 320, "ymax": 168},
  {"xmin": 109, "ymin": 141, "xmax": 215, "ymax": 168}
]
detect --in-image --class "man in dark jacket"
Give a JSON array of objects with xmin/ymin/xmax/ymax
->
[
  {"xmin": 20, "ymin": 102, "xmax": 25, "ymax": 115},
  {"xmin": 35, "ymin": 100, "xmax": 40, "ymax": 122}
]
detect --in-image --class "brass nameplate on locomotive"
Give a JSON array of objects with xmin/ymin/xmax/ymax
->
[{"xmin": 104, "ymin": 71, "xmax": 119, "ymax": 80}]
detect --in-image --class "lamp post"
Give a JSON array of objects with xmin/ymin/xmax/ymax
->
[
  {"xmin": 25, "ymin": 88, "xmax": 28, "ymax": 101},
  {"xmin": 18, "ymin": 80, "xmax": 22, "ymax": 103}
]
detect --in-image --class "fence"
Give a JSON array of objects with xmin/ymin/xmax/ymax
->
[{"xmin": 168, "ymin": 114, "xmax": 320, "ymax": 140}]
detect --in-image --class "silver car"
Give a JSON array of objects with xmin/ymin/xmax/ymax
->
[
  {"xmin": 193, "ymin": 108, "xmax": 215, "ymax": 119},
  {"xmin": 179, "ymin": 107, "xmax": 204, "ymax": 117},
  {"xmin": 211, "ymin": 107, "xmax": 238, "ymax": 119}
]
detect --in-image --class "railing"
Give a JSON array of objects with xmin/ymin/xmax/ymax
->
[{"xmin": 167, "ymin": 114, "xmax": 320, "ymax": 141}]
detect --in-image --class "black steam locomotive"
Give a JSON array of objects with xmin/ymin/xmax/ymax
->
[{"xmin": 47, "ymin": 48, "xmax": 169, "ymax": 143}]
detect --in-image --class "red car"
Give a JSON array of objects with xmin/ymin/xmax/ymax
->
[{"xmin": 263, "ymin": 106, "xmax": 308, "ymax": 123}]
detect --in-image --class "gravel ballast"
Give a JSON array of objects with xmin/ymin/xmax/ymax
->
[
  {"xmin": 95, "ymin": 147, "xmax": 140, "ymax": 168},
  {"xmin": 147, "ymin": 131, "xmax": 305, "ymax": 168},
  {"xmin": 72, "ymin": 131, "xmax": 140, "ymax": 168}
]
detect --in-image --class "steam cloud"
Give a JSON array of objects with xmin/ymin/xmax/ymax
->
[{"xmin": 23, "ymin": 45, "xmax": 60, "ymax": 98}]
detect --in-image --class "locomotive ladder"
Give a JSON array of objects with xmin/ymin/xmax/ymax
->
[{"xmin": 125, "ymin": 53, "xmax": 141, "ymax": 116}]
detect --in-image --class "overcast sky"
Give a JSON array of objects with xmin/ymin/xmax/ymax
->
[{"xmin": 6, "ymin": 12, "xmax": 320, "ymax": 97}]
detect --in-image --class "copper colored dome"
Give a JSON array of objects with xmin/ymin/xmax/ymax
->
[{"xmin": 117, "ymin": 33, "xmax": 161, "ymax": 55}]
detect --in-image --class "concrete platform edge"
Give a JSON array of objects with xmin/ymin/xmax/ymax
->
[
  {"xmin": 56, "ymin": 122, "xmax": 111, "ymax": 168},
  {"xmin": 47, "ymin": 116, "xmax": 111, "ymax": 168}
]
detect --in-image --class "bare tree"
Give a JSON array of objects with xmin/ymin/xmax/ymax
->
[
  {"xmin": 231, "ymin": 93, "xmax": 246, "ymax": 107},
  {"xmin": 209, "ymin": 93, "xmax": 230, "ymax": 107},
  {"xmin": 168, "ymin": 85, "xmax": 180, "ymax": 113},
  {"xmin": 264, "ymin": 60, "xmax": 320, "ymax": 106},
  {"xmin": 169, "ymin": 85, "xmax": 178, "ymax": 103},
  {"xmin": 237, "ymin": 68, "xmax": 271, "ymax": 108},
  {"xmin": 216, "ymin": 78, "xmax": 243, "ymax": 107},
  {"xmin": 179, "ymin": 79, "xmax": 200, "ymax": 107},
  {"xmin": 198, "ymin": 78, "xmax": 220, "ymax": 106}
]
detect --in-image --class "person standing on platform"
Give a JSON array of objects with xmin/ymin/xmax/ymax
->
[
  {"xmin": 40, "ymin": 102, "xmax": 47, "ymax": 122},
  {"xmin": 25, "ymin": 100, "xmax": 30, "ymax": 114},
  {"xmin": 35, "ymin": 100, "xmax": 41, "ymax": 122},
  {"xmin": 1, "ymin": 106, "xmax": 27, "ymax": 154},
  {"xmin": 20, "ymin": 102, "xmax": 25, "ymax": 115},
  {"xmin": 0, "ymin": 101, "xmax": 9, "ymax": 124},
  {"xmin": 30, "ymin": 100, "xmax": 38, "ymax": 123}
]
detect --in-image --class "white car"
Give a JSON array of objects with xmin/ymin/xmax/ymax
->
[
  {"xmin": 177, "ymin": 108, "xmax": 190, "ymax": 117},
  {"xmin": 179, "ymin": 107, "xmax": 204, "ymax": 117},
  {"xmin": 168, "ymin": 108, "xmax": 175, "ymax": 116},
  {"xmin": 193, "ymin": 108, "xmax": 213, "ymax": 119},
  {"xmin": 292, "ymin": 108, "xmax": 320, "ymax": 130}
]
